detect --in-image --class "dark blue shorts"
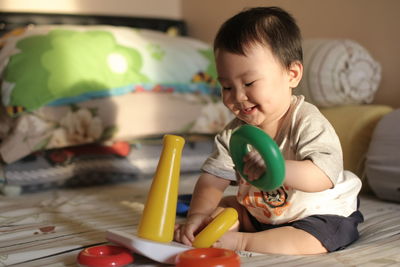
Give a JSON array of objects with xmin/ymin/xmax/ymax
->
[{"xmin": 247, "ymin": 208, "xmax": 364, "ymax": 252}]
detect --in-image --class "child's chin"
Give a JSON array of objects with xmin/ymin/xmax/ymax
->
[{"xmin": 241, "ymin": 119, "xmax": 259, "ymax": 126}]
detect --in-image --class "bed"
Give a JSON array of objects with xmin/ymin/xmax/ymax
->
[{"xmin": 1, "ymin": 12, "xmax": 399, "ymax": 267}]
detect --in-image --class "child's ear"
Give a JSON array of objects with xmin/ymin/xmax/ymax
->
[{"xmin": 288, "ymin": 61, "xmax": 303, "ymax": 88}]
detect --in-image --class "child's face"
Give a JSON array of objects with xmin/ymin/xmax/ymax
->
[{"xmin": 216, "ymin": 44, "xmax": 302, "ymax": 131}]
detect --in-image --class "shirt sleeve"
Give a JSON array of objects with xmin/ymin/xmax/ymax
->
[
  {"xmin": 201, "ymin": 119, "xmax": 242, "ymax": 181},
  {"xmin": 293, "ymin": 105, "xmax": 343, "ymax": 185}
]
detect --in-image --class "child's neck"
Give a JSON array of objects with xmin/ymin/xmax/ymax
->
[
  {"xmin": 260, "ymin": 122, "xmax": 280, "ymax": 140},
  {"xmin": 259, "ymin": 103, "xmax": 292, "ymax": 140}
]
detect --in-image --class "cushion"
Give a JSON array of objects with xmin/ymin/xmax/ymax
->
[
  {"xmin": 295, "ymin": 39, "xmax": 381, "ymax": 107},
  {"xmin": 0, "ymin": 24, "xmax": 218, "ymax": 115},
  {"xmin": 320, "ymin": 104, "xmax": 393, "ymax": 193},
  {"xmin": 0, "ymin": 92, "xmax": 233, "ymax": 163},
  {"xmin": 366, "ymin": 109, "xmax": 400, "ymax": 202}
]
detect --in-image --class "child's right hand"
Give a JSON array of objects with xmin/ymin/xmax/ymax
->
[
  {"xmin": 174, "ymin": 213, "xmax": 213, "ymax": 246},
  {"xmin": 243, "ymin": 150, "xmax": 266, "ymax": 181}
]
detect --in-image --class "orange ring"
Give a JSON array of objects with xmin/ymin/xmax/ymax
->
[
  {"xmin": 77, "ymin": 245, "xmax": 134, "ymax": 267},
  {"xmin": 175, "ymin": 248, "xmax": 240, "ymax": 267}
]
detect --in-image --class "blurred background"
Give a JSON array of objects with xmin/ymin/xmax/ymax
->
[{"xmin": 1, "ymin": 0, "xmax": 398, "ymax": 108}]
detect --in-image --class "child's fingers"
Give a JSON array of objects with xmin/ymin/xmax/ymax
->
[
  {"xmin": 176, "ymin": 214, "xmax": 215, "ymax": 246},
  {"xmin": 174, "ymin": 223, "xmax": 181, "ymax": 231},
  {"xmin": 174, "ymin": 223, "xmax": 192, "ymax": 245},
  {"xmin": 244, "ymin": 161, "xmax": 261, "ymax": 180},
  {"xmin": 174, "ymin": 230, "xmax": 181, "ymax": 242},
  {"xmin": 174, "ymin": 224, "xmax": 183, "ymax": 242},
  {"xmin": 243, "ymin": 151, "xmax": 266, "ymax": 181},
  {"xmin": 249, "ymin": 158, "xmax": 265, "ymax": 178},
  {"xmin": 175, "ymin": 223, "xmax": 195, "ymax": 242},
  {"xmin": 243, "ymin": 150, "xmax": 262, "ymax": 161},
  {"xmin": 181, "ymin": 234, "xmax": 193, "ymax": 246},
  {"xmin": 180, "ymin": 223, "xmax": 197, "ymax": 245}
]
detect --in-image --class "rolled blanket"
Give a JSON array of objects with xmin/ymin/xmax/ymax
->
[{"xmin": 296, "ymin": 39, "xmax": 381, "ymax": 107}]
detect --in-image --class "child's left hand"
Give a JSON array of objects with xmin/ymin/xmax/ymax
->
[{"xmin": 243, "ymin": 150, "xmax": 266, "ymax": 181}]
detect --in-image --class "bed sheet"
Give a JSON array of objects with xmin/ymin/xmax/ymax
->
[{"xmin": 1, "ymin": 174, "xmax": 400, "ymax": 267}]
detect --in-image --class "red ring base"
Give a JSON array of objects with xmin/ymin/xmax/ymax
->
[
  {"xmin": 77, "ymin": 245, "xmax": 134, "ymax": 267},
  {"xmin": 175, "ymin": 248, "xmax": 240, "ymax": 267}
]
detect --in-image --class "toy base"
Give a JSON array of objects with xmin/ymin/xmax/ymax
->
[{"xmin": 106, "ymin": 229, "xmax": 191, "ymax": 264}]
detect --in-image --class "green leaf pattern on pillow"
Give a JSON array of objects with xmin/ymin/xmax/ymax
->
[
  {"xmin": 5, "ymin": 29, "xmax": 150, "ymax": 112},
  {"xmin": 1, "ymin": 25, "xmax": 217, "ymax": 114}
]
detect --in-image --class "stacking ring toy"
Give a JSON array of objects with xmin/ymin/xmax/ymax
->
[
  {"xmin": 192, "ymin": 208, "xmax": 238, "ymax": 248},
  {"xmin": 77, "ymin": 245, "xmax": 134, "ymax": 267},
  {"xmin": 175, "ymin": 248, "xmax": 240, "ymax": 267},
  {"xmin": 229, "ymin": 124, "xmax": 285, "ymax": 191}
]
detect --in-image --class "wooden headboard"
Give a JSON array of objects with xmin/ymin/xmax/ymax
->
[{"xmin": 0, "ymin": 12, "xmax": 187, "ymax": 36}]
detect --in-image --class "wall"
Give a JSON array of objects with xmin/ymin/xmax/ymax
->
[
  {"xmin": 182, "ymin": 0, "xmax": 400, "ymax": 108},
  {"xmin": 0, "ymin": 0, "xmax": 182, "ymax": 19}
]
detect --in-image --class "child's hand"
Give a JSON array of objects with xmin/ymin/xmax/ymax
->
[
  {"xmin": 174, "ymin": 213, "xmax": 213, "ymax": 246},
  {"xmin": 243, "ymin": 150, "xmax": 266, "ymax": 181}
]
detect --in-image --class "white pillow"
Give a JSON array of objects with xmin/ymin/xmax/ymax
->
[{"xmin": 295, "ymin": 39, "xmax": 381, "ymax": 107}]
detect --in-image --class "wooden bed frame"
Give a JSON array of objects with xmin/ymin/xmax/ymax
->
[{"xmin": 0, "ymin": 12, "xmax": 187, "ymax": 36}]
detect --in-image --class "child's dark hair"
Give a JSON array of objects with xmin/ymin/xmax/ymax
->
[{"xmin": 214, "ymin": 6, "xmax": 303, "ymax": 69}]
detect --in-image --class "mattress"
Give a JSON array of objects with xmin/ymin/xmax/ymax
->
[{"xmin": 1, "ymin": 173, "xmax": 399, "ymax": 266}]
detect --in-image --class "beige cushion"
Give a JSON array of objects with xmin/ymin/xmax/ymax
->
[{"xmin": 320, "ymin": 105, "xmax": 393, "ymax": 193}]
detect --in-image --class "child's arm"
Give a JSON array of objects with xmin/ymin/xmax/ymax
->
[
  {"xmin": 243, "ymin": 151, "xmax": 332, "ymax": 192},
  {"xmin": 284, "ymin": 159, "xmax": 333, "ymax": 192},
  {"xmin": 175, "ymin": 172, "xmax": 231, "ymax": 245}
]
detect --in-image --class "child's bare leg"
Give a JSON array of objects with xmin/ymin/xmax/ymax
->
[
  {"xmin": 217, "ymin": 226, "xmax": 328, "ymax": 255},
  {"xmin": 212, "ymin": 197, "xmax": 327, "ymax": 254},
  {"xmin": 217, "ymin": 196, "xmax": 255, "ymax": 232}
]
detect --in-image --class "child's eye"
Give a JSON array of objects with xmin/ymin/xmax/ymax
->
[
  {"xmin": 245, "ymin": 81, "xmax": 255, "ymax": 87},
  {"xmin": 222, "ymin": 86, "xmax": 232, "ymax": 90}
]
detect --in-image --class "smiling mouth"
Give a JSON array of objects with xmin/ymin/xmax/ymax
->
[{"xmin": 242, "ymin": 106, "xmax": 257, "ymax": 115}]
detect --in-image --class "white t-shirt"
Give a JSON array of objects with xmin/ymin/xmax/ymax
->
[{"xmin": 202, "ymin": 95, "xmax": 362, "ymax": 224}]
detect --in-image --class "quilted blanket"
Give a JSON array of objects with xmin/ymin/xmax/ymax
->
[{"xmin": 1, "ymin": 174, "xmax": 399, "ymax": 266}]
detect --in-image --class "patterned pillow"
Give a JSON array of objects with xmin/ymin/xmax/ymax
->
[
  {"xmin": 0, "ymin": 92, "xmax": 233, "ymax": 163},
  {"xmin": 0, "ymin": 24, "xmax": 218, "ymax": 115}
]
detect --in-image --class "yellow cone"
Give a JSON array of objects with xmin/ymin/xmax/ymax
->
[{"xmin": 137, "ymin": 135, "xmax": 185, "ymax": 242}]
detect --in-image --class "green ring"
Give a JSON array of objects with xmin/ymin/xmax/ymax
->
[{"xmin": 229, "ymin": 125, "xmax": 285, "ymax": 191}]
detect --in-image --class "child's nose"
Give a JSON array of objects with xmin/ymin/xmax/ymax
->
[{"xmin": 234, "ymin": 87, "xmax": 248, "ymax": 102}]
